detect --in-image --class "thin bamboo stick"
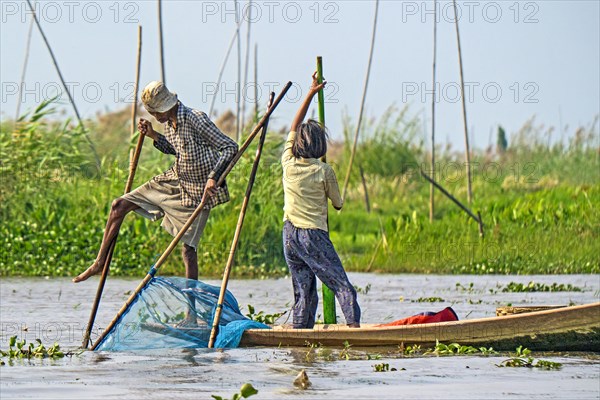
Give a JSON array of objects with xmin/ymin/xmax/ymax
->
[
  {"xmin": 81, "ymin": 27, "xmax": 144, "ymax": 349},
  {"xmin": 341, "ymin": 0, "xmax": 379, "ymax": 203},
  {"xmin": 253, "ymin": 44, "xmax": 258, "ymax": 121},
  {"xmin": 91, "ymin": 82, "xmax": 292, "ymax": 351},
  {"xmin": 453, "ymin": 0, "xmax": 473, "ymax": 204},
  {"xmin": 158, "ymin": 0, "xmax": 166, "ymax": 84},
  {"xmin": 15, "ymin": 2, "xmax": 35, "ymax": 121},
  {"xmin": 235, "ymin": 0, "xmax": 241, "ymax": 141},
  {"xmin": 208, "ymin": 92, "xmax": 274, "ymax": 348},
  {"xmin": 128, "ymin": 25, "xmax": 143, "ymax": 167},
  {"xmin": 430, "ymin": 0, "xmax": 438, "ymax": 222},
  {"xmin": 420, "ymin": 170, "xmax": 482, "ymax": 229},
  {"xmin": 24, "ymin": 0, "xmax": 99, "ymax": 168},
  {"xmin": 209, "ymin": 17, "xmax": 245, "ymax": 118},
  {"xmin": 241, "ymin": 0, "xmax": 252, "ymax": 132}
]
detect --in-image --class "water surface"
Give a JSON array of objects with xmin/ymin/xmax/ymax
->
[{"xmin": 1, "ymin": 274, "xmax": 599, "ymax": 399}]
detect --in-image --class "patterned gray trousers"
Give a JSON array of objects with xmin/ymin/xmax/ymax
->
[{"xmin": 283, "ymin": 221, "xmax": 361, "ymax": 328}]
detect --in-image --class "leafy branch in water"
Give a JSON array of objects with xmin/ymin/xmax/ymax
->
[{"xmin": 496, "ymin": 346, "xmax": 562, "ymax": 370}]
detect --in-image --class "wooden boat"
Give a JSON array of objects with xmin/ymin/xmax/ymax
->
[{"xmin": 239, "ymin": 302, "xmax": 600, "ymax": 351}]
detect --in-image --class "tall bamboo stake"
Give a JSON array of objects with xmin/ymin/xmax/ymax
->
[
  {"xmin": 15, "ymin": 2, "xmax": 35, "ymax": 121},
  {"xmin": 208, "ymin": 92, "xmax": 274, "ymax": 348},
  {"xmin": 253, "ymin": 44, "xmax": 258, "ymax": 121},
  {"xmin": 25, "ymin": 0, "xmax": 99, "ymax": 168},
  {"xmin": 81, "ymin": 27, "xmax": 144, "ymax": 349},
  {"xmin": 241, "ymin": 0, "xmax": 252, "ymax": 132},
  {"xmin": 128, "ymin": 25, "xmax": 142, "ymax": 166},
  {"xmin": 453, "ymin": 0, "xmax": 473, "ymax": 204},
  {"xmin": 158, "ymin": 0, "xmax": 166, "ymax": 84},
  {"xmin": 91, "ymin": 82, "xmax": 292, "ymax": 351},
  {"xmin": 316, "ymin": 56, "xmax": 336, "ymax": 324},
  {"xmin": 341, "ymin": 0, "xmax": 379, "ymax": 203},
  {"xmin": 430, "ymin": 0, "xmax": 438, "ymax": 222},
  {"xmin": 234, "ymin": 0, "xmax": 241, "ymax": 141},
  {"xmin": 209, "ymin": 17, "xmax": 245, "ymax": 117}
]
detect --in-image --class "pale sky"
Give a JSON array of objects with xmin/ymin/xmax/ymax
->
[{"xmin": 1, "ymin": 0, "xmax": 599, "ymax": 150}]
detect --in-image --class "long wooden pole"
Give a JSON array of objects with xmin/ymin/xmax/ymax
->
[
  {"xmin": 316, "ymin": 56, "xmax": 336, "ymax": 325},
  {"xmin": 25, "ymin": 0, "xmax": 99, "ymax": 168},
  {"xmin": 208, "ymin": 92, "xmax": 274, "ymax": 348},
  {"xmin": 341, "ymin": 0, "xmax": 379, "ymax": 203},
  {"xmin": 92, "ymin": 82, "xmax": 292, "ymax": 350},
  {"xmin": 430, "ymin": 0, "xmax": 438, "ymax": 222},
  {"xmin": 81, "ymin": 27, "xmax": 144, "ymax": 349},
  {"xmin": 453, "ymin": 0, "xmax": 473, "ymax": 204},
  {"xmin": 15, "ymin": 2, "xmax": 35, "ymax": 121},
  {"xmin": 158, "ymin": 0, "xmax": 166, "ymax": 84},
  {"xmin": 209, "ymin": 17, "xmax": 245, "ymax": 117}
]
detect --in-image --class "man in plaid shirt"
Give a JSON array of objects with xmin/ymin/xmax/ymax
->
[{"xmin": 74, "ymin": 81, "xmax": 238, "ymax": 284}]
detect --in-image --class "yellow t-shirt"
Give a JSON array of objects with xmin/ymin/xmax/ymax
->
[{"xmin": 281, "ymin": 131, "xmax": 343, "ymax": 231}]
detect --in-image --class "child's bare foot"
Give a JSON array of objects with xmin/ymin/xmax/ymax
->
[{"xmin": 72, "ymin": 262, "xmax": 103, "ymax": 283}]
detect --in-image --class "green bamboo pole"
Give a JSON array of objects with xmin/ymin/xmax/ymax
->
[
  {"xmin": 316, "ymin": 57, "xmax": 336, "ymax": 325},
  {"xmin": 91, "ymin": 82, "xmax": 292, "ymax": 351}
]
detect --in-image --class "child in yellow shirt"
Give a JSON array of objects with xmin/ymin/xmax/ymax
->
[{"xmin": 281, "ymin": 73, "xmax": 361, "ymax": 329}]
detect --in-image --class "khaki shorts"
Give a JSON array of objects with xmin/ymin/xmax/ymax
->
[{"xmin": 122, "ymin": 178, "xmax": 210, "ymax": 249}]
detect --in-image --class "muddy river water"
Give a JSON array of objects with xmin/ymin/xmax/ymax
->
[{"xmin": 1, "ymin": 273, "xmax": 599, "ymax": 399}]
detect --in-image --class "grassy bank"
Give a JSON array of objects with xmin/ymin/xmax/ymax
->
[{"xmin": 1, "ymin": 102, "xmax": 598, "ymax": 278}]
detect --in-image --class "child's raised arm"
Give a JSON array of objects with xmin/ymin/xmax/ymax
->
[{"xmin": 290, "ymin": 72, "xmax": 326, "ymax": 132}]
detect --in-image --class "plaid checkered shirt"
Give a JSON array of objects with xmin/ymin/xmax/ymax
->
[{"xmin": 152, "ymin": 102, "xmax": 238, "ymax": 209}]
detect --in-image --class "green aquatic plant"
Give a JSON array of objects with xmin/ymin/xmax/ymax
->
[
  {"xmin": 0, "ymin": 336, "xmax": 65, "ymax": 361},
  {"xmin": 339, "ymin": 340, "xmax": 352, "ymax": 360},
  {"xmin": 211, "ymin": 383, "xmax": 258, "ymax": 400},
  {"xmin": 399, "ymin": 344, "xmax": 423, "ymax": 356},
  {"xmin": 245, "ymin": 305, "xmax": 286, "ymax": 325},
  {"xmin": 423, "ymin": 340, "xmax": 498, "ymax": 356},
  {"xmin": 496, "ymin": 346, "xmax": 562, "ymax": 370},
  {"xmin": 426, "ymin": 341, "xmax": 479, "ymax": 356},
  {"xmin": 455, "ymin": 282, "xmax": 477, "ymax": 293},
  {"xmin": 372, "ymin": 363, "xmax": 397, "ymax": 372},
  {"xmin": 412, "ymin": 297, "xmax": 445, "ymax": 303},
  {"xmin": 501, "ymin": 281, "xmax": 583, "ymax": 293}
]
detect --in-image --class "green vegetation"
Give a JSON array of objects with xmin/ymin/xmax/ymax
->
[
  {"xmin": 1, "ymin": 102, "xmax": 598, "ymax": 277},
  {"xmin": 501, "ymin": 281, "xmax": 583, "ymax": 292},
  {"xmin": 372, "ymin": 362, "xmax": 397, "ymax": 372},
  {"xmin": 1, "ymin": 336, "xmax": 65, "ymax": 363},
  {"xmin": 424, "ymin": 340, "xmax": 498, "ymax": 356},
  {"xmin": 211, "ymin": 383, "xmax": 258, "ymax": 400},
  {"xmin": 245, "ymin": 305, "xmax": 286, "ymax": 325},
  {"xmin": 496, "ymin": 346, "xmax": 562, "ymax": 370},
  {"xmin": 413, "ymin": 297, "xmax": 445, "ymax": 303}
]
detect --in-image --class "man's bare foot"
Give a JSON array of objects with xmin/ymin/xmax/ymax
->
[{"xmin": 72, "ymin": 262, "xmax": 103, "ymax": 283}]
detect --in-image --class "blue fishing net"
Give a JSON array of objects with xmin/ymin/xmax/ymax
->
[{"xmin": 95, "ymin": 277, "xmax": 268, "ymax": 351}]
